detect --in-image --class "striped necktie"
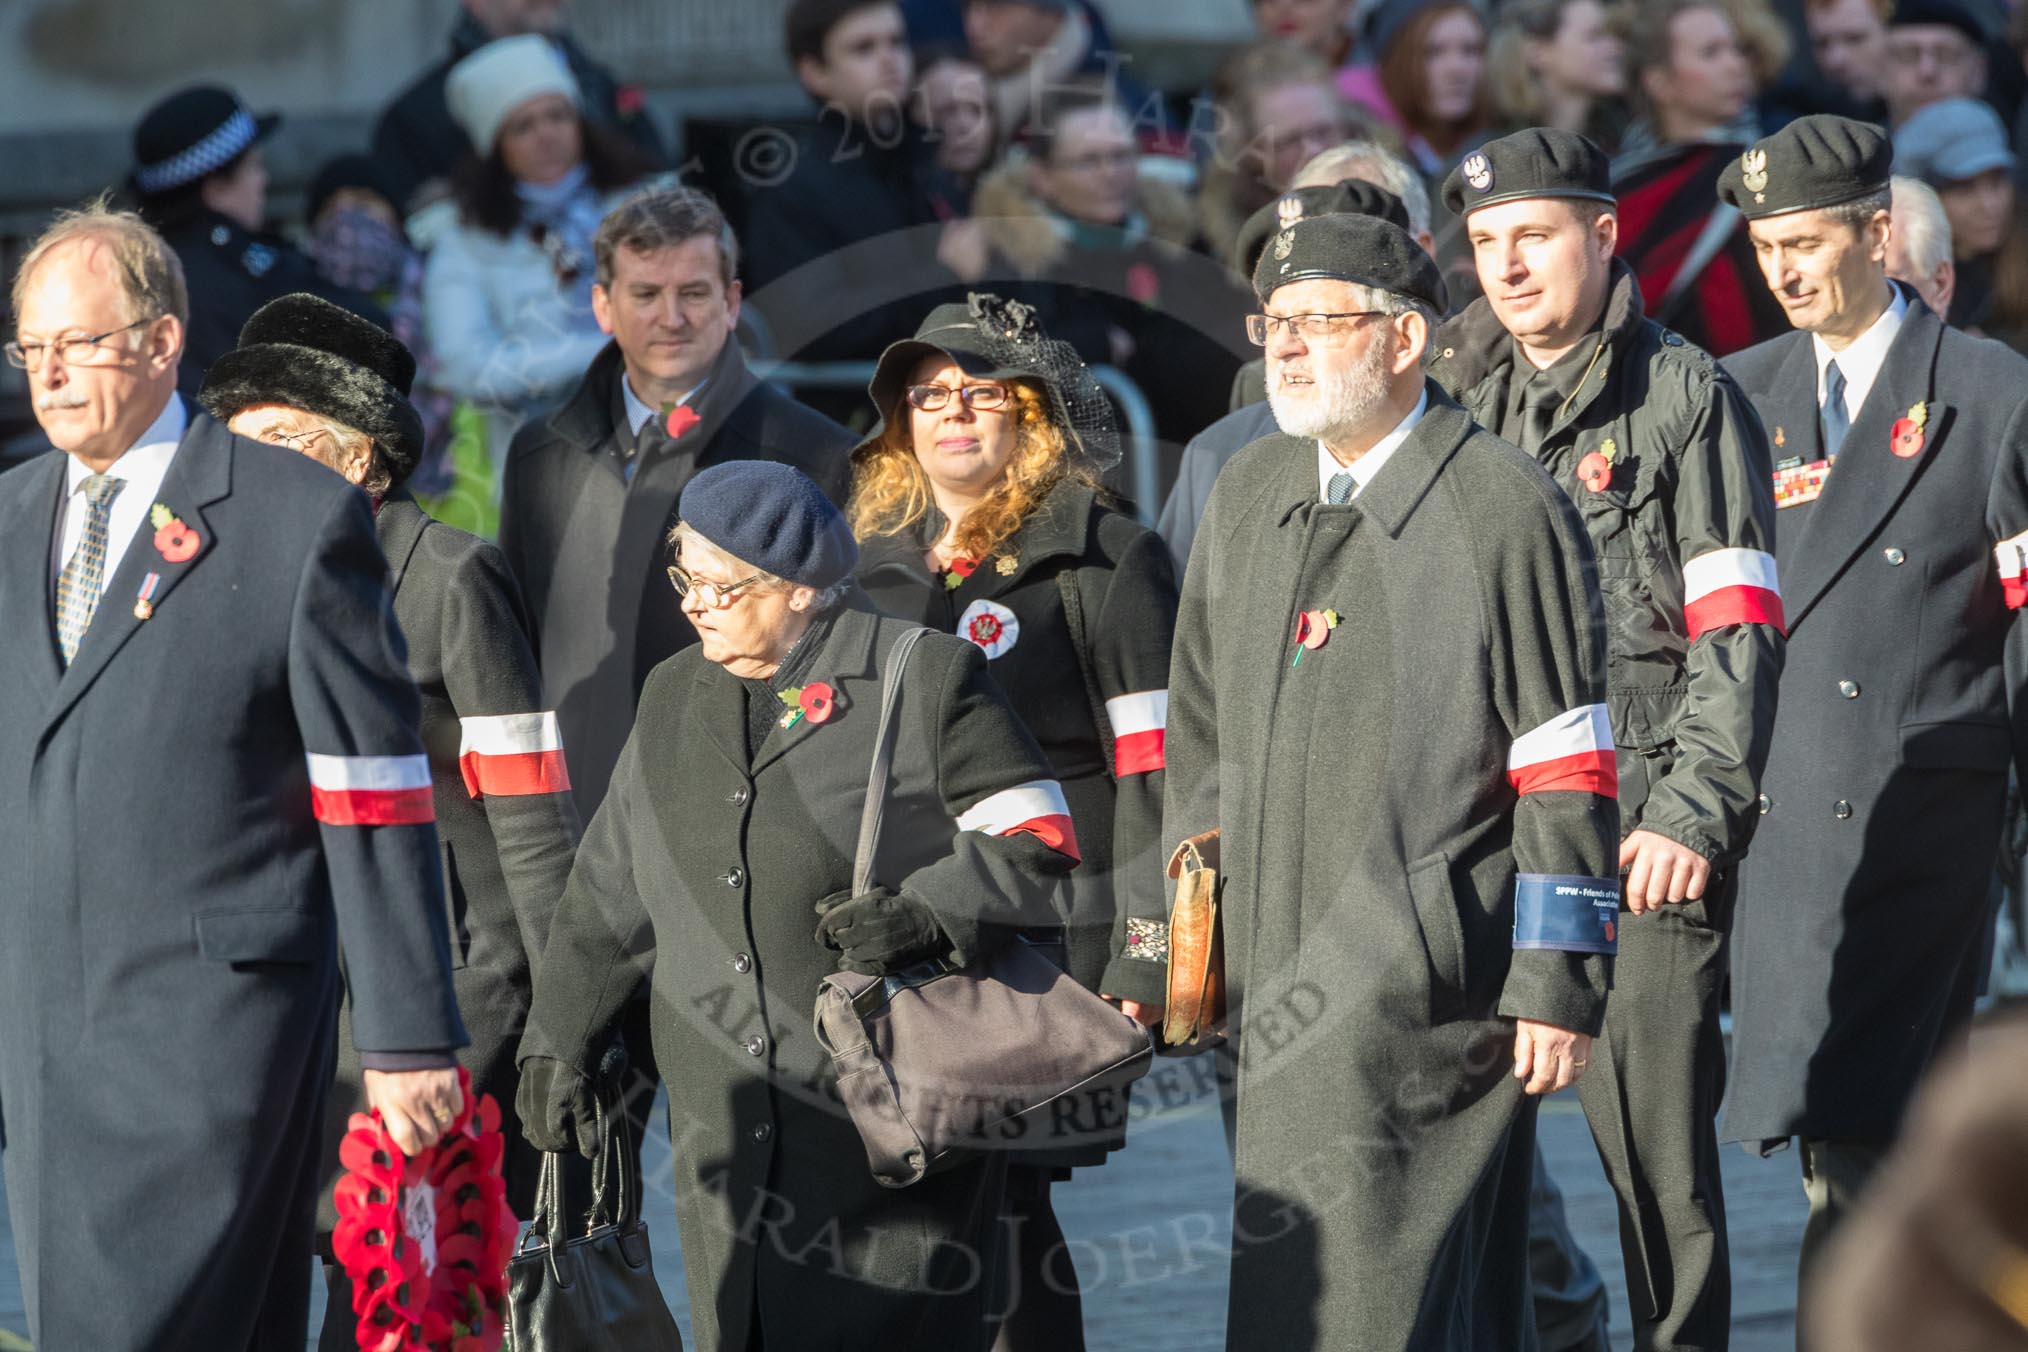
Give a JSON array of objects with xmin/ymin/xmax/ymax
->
[
  {"xmin": 55, "ymin": 473, "xmax": 124, "ymax": 665},
  {"xmin": 1326, "ymin": 471, "xmax": 1356, "ymax": 505}
]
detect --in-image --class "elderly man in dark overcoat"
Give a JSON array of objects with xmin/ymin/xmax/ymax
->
[
  {"xmin": 196, "ymin": 292, "xmax": 585, "ymax": 1348},
  {"xmin": 1714, "ymin": 113, "xmax": 2028, "ymax": 1326},
  {"xmin": 0, "ymin": 208, "xmax": 466, "ymax": 1347},
  {"xmin": 1164, "ymin": 210, "xmax": 1622, "ymax": 1349}
]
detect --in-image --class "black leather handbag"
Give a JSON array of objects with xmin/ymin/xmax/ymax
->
[{"xmin": 506, "ymin": 1093, "xmax": 684, "ymax": 1351}]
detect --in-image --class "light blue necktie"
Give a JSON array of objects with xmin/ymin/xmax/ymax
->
[
  {"xmin": 1821, "ymin": 359, "xmax": 1849, "ymax": 459},
  {"xmin": 1326, "ymin": 471, "xmax": 1356, "ymax": 505}
]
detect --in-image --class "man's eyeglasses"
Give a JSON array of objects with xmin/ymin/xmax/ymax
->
[
  {"xmin": 667, "ymin": 563, "xmax": 767, "ymax": 609},
  {"xmin": 6, "ymin": 318, "xmax": 153, "ymax": 371},
  {"xmin": 905, "ymin": 384, "xmax": 1011, "ymax": 412},
  {"xmin": 1245, "ymin": 311, "xmax": 1386, "ymax": 349}
]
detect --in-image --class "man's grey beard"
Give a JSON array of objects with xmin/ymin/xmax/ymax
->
[{"xmin": 1267, "ymin": 332, "xmax": 1397, "ymax": 444}]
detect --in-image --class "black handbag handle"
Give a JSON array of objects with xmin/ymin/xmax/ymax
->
[{"xmin": 522, "ymin": 1085, "xmax": 641, "ymax": 1280}]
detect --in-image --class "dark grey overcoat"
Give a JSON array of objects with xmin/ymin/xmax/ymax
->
[
  {"xmin": 1720, "ymin": 291, "xmax": 2028, "ymax": 1145},
  {"xmin": 0, "ymin": 416, "xmax": 466, "ymax": 1349},
  {"xmin": 519, "ymin": 602, "xmax": 1079, "ymax": 1351},
  {"xmin": 320, "ymin": 493, "xmax": 583, "ymax": 1238},
  {"xmin": 1165, "ymin": 387, "xmax": 1621, "ymax": 1350},
  {"xmin": 499, "ymin": 338, "xmax": 855, "ymax": 816}
]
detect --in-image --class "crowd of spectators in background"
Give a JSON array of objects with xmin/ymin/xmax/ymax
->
[{"xmin": 99, "ymin": 0, "xmax": 2028, "ymax": 518}]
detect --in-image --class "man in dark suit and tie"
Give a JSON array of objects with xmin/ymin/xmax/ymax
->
[
  {"xmin": 0, "ymin": 202, "xmax": 467, "ymax": 1348},
  {"xmin": 1715, "ymin": 115, "xmax": 2028, "ymax": 1336}
]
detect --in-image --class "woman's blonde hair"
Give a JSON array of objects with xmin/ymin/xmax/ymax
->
[{"xmin": 848, "ymin": 379, "xmax": 1100, "ymax": 561}]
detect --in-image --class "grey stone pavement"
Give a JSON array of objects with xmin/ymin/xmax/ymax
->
[{"xmin": 0, "ymin": 1051, "xmax": 1805, "ymax": 1351}]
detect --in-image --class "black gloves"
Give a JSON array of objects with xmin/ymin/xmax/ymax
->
[
  {"xmin": 814, "ymin": 886, "xmax": 947, "ymax": 976},
  {"xmin": 516, "ymin": 1055, "xmax": 600, "ymax": 1159}
]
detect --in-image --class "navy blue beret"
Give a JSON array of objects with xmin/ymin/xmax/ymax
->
[{"xmin": 677, "ymin": 461, "xmax": 858, "ymax": 589}]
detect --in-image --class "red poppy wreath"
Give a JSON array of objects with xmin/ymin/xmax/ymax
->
[{"xmin": 332, "ymin": 1066, "xmax": 518, "ymax": 1352}]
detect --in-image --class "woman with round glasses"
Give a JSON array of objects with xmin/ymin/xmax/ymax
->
[
  {"xmin": 518, "ymin": 458, "xmax": 1079, "ymax": 1351},
  {"xmin": 849, "ymin": 293, "xmax": 1177, "ymax": 1350}
]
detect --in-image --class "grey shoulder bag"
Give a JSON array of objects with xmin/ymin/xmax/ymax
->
[{"xmin": 813, "ymin": 627, "xmax": 1154, "ymax": 1188}]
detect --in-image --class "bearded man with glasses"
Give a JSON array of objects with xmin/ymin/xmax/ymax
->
[{"xmin": 1165, "ymin": 210, "xmax": 1621, "ymax": 1349}]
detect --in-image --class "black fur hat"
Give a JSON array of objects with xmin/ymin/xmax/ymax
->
[{"xmin": 198, "ymin": 293, "xmax": 425, "ymax": 488}]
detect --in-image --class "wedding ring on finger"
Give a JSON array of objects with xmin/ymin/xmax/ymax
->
[{"xmin": 431, "ymin": 1105, "xmax": 455, "ymax": 1125}]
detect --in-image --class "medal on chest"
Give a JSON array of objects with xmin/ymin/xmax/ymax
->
[
  {"xmin": 958, "ymin": 598, "xmax": 1020, "ymax": 658},
  {"xmin": 1773, "ymin": 455, "xmax": 1834, "ymax": 509}
]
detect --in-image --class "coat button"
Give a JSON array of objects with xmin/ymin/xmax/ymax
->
[
  {"xmin": 728, "ymin": 785, "xmax": 750, "ymax": 806},
  {"xmin": 1758, "ymin": 793, "xmax": 1772, "ymax": 815},
  {"xmin": 723, "ymin": 866, "xmax": 745, "ymax": 888},
  {"xmin": 1839, "ymin": 680, "xmax": 1860, "ymax": 699},
  {"xmin": 731, "ymin": 952, "xmax": 752, "ymax": 974},
  {"xmin": 1834, "ymin": 800, "xmax": 1853, "ymax": 819},
  {"xmin": 1883, "ymin": 547, "xmax": 1906, "ymax": 566},
  {"xmin": 744, "ymin": 1034, "xmax": 766, "ymax": 1056},
  {"xmin": 750, "ymin": 1122, "xmax": 773, "ymax": 1144}
]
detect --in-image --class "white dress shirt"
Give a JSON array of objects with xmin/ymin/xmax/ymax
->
[
  {"xmin": 620, "ymin": 371, "xmax": 706, "ymax": 439},
  {"xmin": 58, "ymin": 395, "xmax": 185, "ymax": 602},
  {"xmin": 1813, "ymin": 284, "xmax": 1907, "ymax": 425},
  {"xmin": 1318, "ymin": 390, "xmax": 1428, "ymax": 501}
]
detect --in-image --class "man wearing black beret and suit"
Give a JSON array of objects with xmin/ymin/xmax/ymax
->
[
  {"xmin": 1715, "ymin": 113, "xmax": 2028, "ymax": 1332},
  {"xmin": 0, "ymin": 207, "xmax": 466, "ymax": 1348},
  {"xmin": 197, "ymin": 293, "xmax": 584, "ymax": 1351},
  {"xmin": 1432, "ymin": 128, "xmax": 1784, "ymax": 1352},
  {"xmin": 1163, "ymin": 209, "xmax": 1620, "ymax": 1348}
]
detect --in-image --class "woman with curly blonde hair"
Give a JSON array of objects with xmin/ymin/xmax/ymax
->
[{"xmin": 850, "ymin": 293, "xmax": 1178, "ymax": 1351}]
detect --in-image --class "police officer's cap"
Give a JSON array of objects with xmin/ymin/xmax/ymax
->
[
  {"xmin": 1252, "ymin": 212, "xmax": 1448, "ymax": 315},
  {"xmin": 1233, "ymin": 181, "xmax": 1412, "ymax": 277},
  {"xmin": 1440, "ymin": 128, "xmax": 1615, "ymax": 219},
  {"xmin": 130, "ymin": 86, "xmax": 279, "ymax": 198},
  {"xmin": 1716, "ymin": 114, "xmax": 1892, "ymax": 221}
]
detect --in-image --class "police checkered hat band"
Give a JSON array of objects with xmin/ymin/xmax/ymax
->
[{"xmin": 134, "ymin": 106, "xmax": 259, "ymax": 195}]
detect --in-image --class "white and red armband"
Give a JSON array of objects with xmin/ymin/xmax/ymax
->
[{"xmin": 1507, "ymin": 705, "xmax": 1618, "ymax": 798}]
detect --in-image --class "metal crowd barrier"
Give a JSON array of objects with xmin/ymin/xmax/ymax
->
[{"xmin": 752, "ymin": 359, "xmax": 1163, "ymax": 528}]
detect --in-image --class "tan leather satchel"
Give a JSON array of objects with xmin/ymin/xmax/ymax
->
[{"xmin": 1163, "ymin": 829, "xmax": 1226, "ymax": 1046}]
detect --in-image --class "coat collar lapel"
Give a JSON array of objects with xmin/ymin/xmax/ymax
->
[
  {"xmin": 967, "ymin": 481, "xmax": 1093, "ymax": 600},
  {"xmin": 747, "ymin": 601, "xmax": 882, "ymax": 776},
  {"xmin": 0, "ymin": 453, "xmax": 69, "ymax": 700},
  {"xmin": 373, "ymin": 491, "xmax": 433, "ymax": 595},
  {"xmin": 1348, "ymin": 386, "xmax": 1473, "ymax": 538},
  {"xmin": 1781, "ymin": 295, "xmax": 1946, "ymax": 632},
  {"xmin": 43, "ymin": 414, "xmax": 234, "ymax": 733}
]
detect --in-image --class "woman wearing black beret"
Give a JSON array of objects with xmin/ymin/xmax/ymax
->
[
  {"xmin": 197, "ymin": 291, "xmax": 583, "ymax": 1348},
  {"xmin": 515, "ymin": 458, "xmax": 1082, "ymax": 1351},
  {"xmin": 849, "ymin": 293, "xmax": 1180, "ymax": 1349}
]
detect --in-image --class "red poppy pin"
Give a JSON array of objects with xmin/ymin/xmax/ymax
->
[
  {"xmin": 662, "ymin": 404, "xmax": 702, "ymax": 439},
  {"xmin": 1577, "ymin": 438, "xmax": 1617, "ymax": 493},
  {"xmin": 149, "ymin": 503, "xmax": 200, "ymax": 563},
  {"xmin": 1291, "ymin": 608, "xmax": 1339, "ymax": 665},
  {"xmin": 943, "ymin": 555, "xmax": 979, "ymax": 591},
  {"xmin": 331, "ymin": 1065, "xmax": 516, "ymax": 1352},
  {"xmin": 1890, "ymin": 402, "xmax": 1928, "ymax": 459},
  {"xmin": 1125, "ymin": 262, "xmax": 1161, "ymax": 307},
  {"xmin": 778, "ymin": 680, "xmax": 838, "ymax": 730}
]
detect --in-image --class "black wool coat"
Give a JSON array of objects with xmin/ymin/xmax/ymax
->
[
  {"xmin": 499, "ymin": 338, "xmax": 854, "ymax": 816},
  {"xmin": 1166, "ymin": 389, "xmax": 1620, "ymax": 1349},
  {"xmin": 0, "ymin": 416, "xmax": 465, "ymax": 1349},
  {"xmin": 519, "ymin": 603, "xmax": 1078, "ymax": 1352},
  {"xmin": 856, "ymin": 481, "xmax": 1178, "ymax": 1009},
  {"xmin": 1720, "ymin": 291, "xmax": 2028, "ymax": 1145},
  {"xmin": 319, "ymin": 493, "xmax": 582, "ymax": 1235}
]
